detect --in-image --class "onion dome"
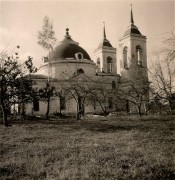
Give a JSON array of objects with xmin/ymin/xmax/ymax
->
[
  {"xmin": 98, "ymin": 22, "xmax": 113, "ymax": 48},
  {"xmin": 49, "ymin": 28, "xmax": 91, "ymax": 61},
  {"xmin": 123, "ymin": 5, "xmax": 142, "ymax": 37}
]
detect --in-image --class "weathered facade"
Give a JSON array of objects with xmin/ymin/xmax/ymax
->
[{"xmin": 24, "ymin": 5, "xmax": 149, "ymax": 116}]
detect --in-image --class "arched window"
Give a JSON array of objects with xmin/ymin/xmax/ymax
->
[
  {"xmin": 97, "ymin": 57, "xmax": 100, "ymax": 72},
  {"xmin": 136, "ymin": 45, "xmax": 142, "ymax": 66},
  {"xmin": 112, "ymin": 81, "xmax": 116, "ymax": 89},
  {"xmin": 107, "ymin": 56, "xmax": 113, "ymax": 73},
  {"xmin": 97, "ymin": 57, "xmax": 100, "ymax": 64},
  {"xmin": 77, "ymin": 68, "xmax": 84, "ymax": 75},
  {"xmin": 43, "ymin": 57, "xmax": 48, "ymax": 63},
  {"xmin": 123, "ymin": 46, "xmax": 128, "ymax": 69}
]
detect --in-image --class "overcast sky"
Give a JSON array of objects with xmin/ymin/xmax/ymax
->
[{"xmin": 0, "ymin": 0, "xmax": 174, "ymax": 67}]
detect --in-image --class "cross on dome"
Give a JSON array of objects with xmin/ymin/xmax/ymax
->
[{"xmin": 66, "ymin": 28, "xmax": 69, "ymax": 35}]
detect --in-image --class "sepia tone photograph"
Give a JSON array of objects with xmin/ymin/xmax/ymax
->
[{"xmin": 0, "ymin": 0, "xmax": 175, "ymax": 179}]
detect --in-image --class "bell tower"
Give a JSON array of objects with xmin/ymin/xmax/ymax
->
[
  {"xmin": 119, "ymin": 5, "xmax": 148, "ymax": 80},
  {"xmin": 93, "ymin": 22, "xmax": 117, "ymax": 74}
]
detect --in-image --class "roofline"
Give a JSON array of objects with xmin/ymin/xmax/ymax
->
[
  {"xmin": 119, "ymin": 34, "xmax": 147, "ymax": 41},
  {"xmin": 40, "ymin": 59, "xmax": 96, "ymax": 68},
  {"xmin": 93, "ymin": 46, "xmax": 117, "ymax": 53}
]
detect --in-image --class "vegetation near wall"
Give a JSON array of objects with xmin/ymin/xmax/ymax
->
[{"xmin": 0, "ymin": 48, "xmax": 37, "ymax": 126}]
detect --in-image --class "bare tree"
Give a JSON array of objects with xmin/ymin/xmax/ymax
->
[
  {"xmin": 55, "ymin": 80, "xmax": 69, "ymax": 116},
  {"xmin": 19, "ymin": 56, "xmax": 37, "ymax": 116},
  {"xmin": 88, "ymin": 79, "xmax": 115, "ymax": 116},
  {"xmin": 163, "ymin": 32, "xmax": 175, "ymax": 61},
  {"xmin": 65, "ymin": 74, "xmax": 93, "ymax": 120},
  {"xmin": 38, "ymin": 16, "xmax": 57, "ymax": 52},
  {"xmin": 117, "ymin": 68, "xmax": 149, "ymax": 116},
  {"xmin": 38, "ymin": 82, "xmax": 55, "ymax": 119},
  {"xmin": 149, "ymin": 32, "xmax": 175, "ymax": 111},
  {"xmin": 37, "ymin": 16, "xmax": 57, "ymax": 118}
]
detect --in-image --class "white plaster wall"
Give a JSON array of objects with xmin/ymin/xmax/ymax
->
[
  {"xmin": 119, "ymin": 35, "xmax": 147, "ymax": 71},
  {"xmin": 119, "ymin": 37, "xmax": 131, "ymax": 71},
  {"xmin": 39, "ymin": 60, "xmax": 97, "ymax": 79},
  {"xmin": 102, "ymin": 49, "xmax": 117, "ymax": 74},
  {"xmin": 93, "ymin": 47, "xmax": 117, "ymax": 74},
  {"xmin": 25, "ymin": 97, "xmax": 60, "ymax": 115}
]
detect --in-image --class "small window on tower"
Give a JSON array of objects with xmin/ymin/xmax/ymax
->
[
  {"xmin": 43, "ymin": 57, "xmax": 48, "ymax": 63},
  {"xmin": 136, "ymin": 45, "xmax": 143, "ymax": 66}
]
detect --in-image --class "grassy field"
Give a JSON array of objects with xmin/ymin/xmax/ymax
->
[{"xmin": 0, "ymin": 115, "xmax": 175, "ymax": 179}]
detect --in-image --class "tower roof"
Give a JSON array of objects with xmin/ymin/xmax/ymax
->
[
  {"xmin": 123, "ymin": 5, "xmax": 142, "ymax": 37},
  {"xmin": 98, "ymin": 22, "xmax": 113, "ymax": 48}
]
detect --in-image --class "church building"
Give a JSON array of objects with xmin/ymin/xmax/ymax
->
[{"xmin": 25, "ymin": 5, "xmax": 149, "ymax": 116}]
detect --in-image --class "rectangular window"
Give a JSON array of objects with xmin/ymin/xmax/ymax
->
[
  {"xmin": 43, "ymin": 57, "xmax": 48, "ymax": 63},
  {"xmin": 33, "ymin": 99, "xmax": 39, "ymax": 111}
]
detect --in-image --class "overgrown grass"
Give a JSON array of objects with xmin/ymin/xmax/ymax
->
[{"xmin": 0, "ymin": 115, "xmax": 175, "ymax": 179}]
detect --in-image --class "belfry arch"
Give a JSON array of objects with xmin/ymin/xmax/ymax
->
[
  {"xmin": 107, "ymin": 56, "xmax": 113, "ymax": 73},
  {"xmin": 136, "ymin": 45, "xmax": 143, "ymax": 66},
  {"xmin": 123, "ymin": 46, "xmax": 128, "ymax": 69}
]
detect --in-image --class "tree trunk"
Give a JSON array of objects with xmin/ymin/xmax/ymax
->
[
  {"xmin": 104, "ymin": 107, "xmax": 108, "ymax": 116},
  {"xmin": 77, "ymin": 102, "xmax": 80, "ymax": 120},
  {"xmin": 77, "ymin": 112, "xmax": 81, "ymax": 120},
  {"xmin": 77, "ymin": 97, "xmax": 84, "ymax": 120},
  {"xmin": 138, "ymin": 105, "xmax": 142, "ymax": 116},
  {"xmin": 81, "ymin": 105, "xmax": 85, "ymax": 117},
  {"xmin": 59, "ymin": 96, "xmax": 63, "ymax": 115},
  {"xmin": 168, "ymin": 98, "xmax": 173, "ymax": 111},
  {"xmin": 21, "ymin": 102, "xmax": 25, "ymax": 117},
  {"xmin": 46, "ymin": 97, "xmax": 50, "ymax": 119},
  {"xmin": 144, "ymin": 103, "xmax": 148, "ymax": 115},
  {"xmin": 1, "ymin": 104, "xmax": 8, "ymax": 127},
  {"xmin": 99, "ymin": 103, "xmax": 108, "ymax": 116},
  {"xmin": 159, "ymin": 103, "xmax": 162, "ymax": 114},
  {"xmin": 59, "ymin": 98, "xmax": 62, "ymax": 115},
  {"xmin": 0, "ymin": 79, "xmax": 8, "ymax": 126}
]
